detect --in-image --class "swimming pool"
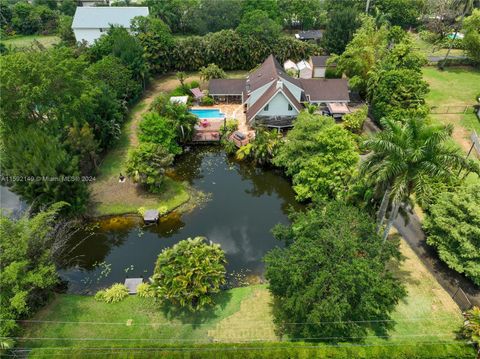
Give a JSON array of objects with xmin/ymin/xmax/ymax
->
[{"xmin": 189, "ymin": 108, "xmax": 225, "ymax": 119}]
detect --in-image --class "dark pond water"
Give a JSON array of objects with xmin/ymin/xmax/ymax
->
[{"xmin": 59, "ymin": 147, "xmax": 301, "ymax": 293}]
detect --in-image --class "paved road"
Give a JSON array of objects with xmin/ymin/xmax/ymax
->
[{"xmin": 394, "ymin": 210, "xmax": 480, "ymax": 310}]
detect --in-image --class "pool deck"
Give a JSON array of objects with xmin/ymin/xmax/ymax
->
[{"xmin": 191, "ymin": 104, "xmax": 253, "ymax": 143}]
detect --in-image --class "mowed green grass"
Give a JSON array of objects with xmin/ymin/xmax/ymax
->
[
  {"xmin": 423, "ymin": 66, "xmax": 480, "ymax": 149},
  {"xmin": 423, "ymin": 67, "xmax": 480, "ymax": 106},
  {"xmin": 1, "ymin": 35, "xmax": 60, "ymax": 49},
  {"xmin": 20, "ymin": 240, "xmax": 474, "ymax": 358}
]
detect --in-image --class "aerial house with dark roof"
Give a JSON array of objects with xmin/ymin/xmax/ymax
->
[{"xmin": 209, "ymin": 55, "xmax": 350, "ymax": 128}]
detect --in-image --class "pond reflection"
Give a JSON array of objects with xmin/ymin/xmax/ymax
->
[{"xmin": 59, "ymin": 147, "xmax": 301, "ymax": 293}]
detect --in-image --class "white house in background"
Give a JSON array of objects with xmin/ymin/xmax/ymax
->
[
  {"xmin": 283, "ymin": 60, "xmax": 298, "ymax": 72},
  {"xmin": 209, "ymin": 55, "xmax": 350, "ymax": 127},
  {"xmin": 296, "ymin": 60, "xmax": 312, "ymax": 79},
  {"xmin": 72, "ymin": 6, "xmax": 149, "ymax": 45}
]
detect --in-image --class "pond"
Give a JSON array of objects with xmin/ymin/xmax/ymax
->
[{"xmin": 59, "ymin": 147, "xmax": 301, "ymax": 293}]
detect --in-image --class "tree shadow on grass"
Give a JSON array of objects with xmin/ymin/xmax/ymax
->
[{"xmin": 156, "ymin": 290, "xmax": 233, "ymax": 329}]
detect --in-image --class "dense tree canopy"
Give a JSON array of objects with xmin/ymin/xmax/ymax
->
[
  {"xmin": 152, "ymin": 237, "xmax": 227, "ymax": 311},
  {"xmin": 131, "ymin": 16, "xmax": 175, "ymax": 74},
  {"xmin": 323, "ymin": 7, "xmax": 361, "ymax": 55},
  {"xmin": 0, "ymin": 203, "xmax": 70, "ymax": 344},
  {"xmin": 376, "ymin": 0, "xmax": 426, "ymax": 29},
  {"xmin": 264, "ymin": 201, "xmax": 405, "ymax": 339},
  {"xmin": 424, "ymin": 184, "xmax": 480, "ymax": 285},
  {"xmin": 237, "ymin": 10, "xmax": 282, "ymax": 45},
  {"xmin": 138, "ymin": 112, "xmax": 182, "ymax": 155},
  {"xmin": 273, "ymin": 112, "xmax": 358, "ymax": 201},
  {"xmin": 463, "ymin": 9, "xmax": 480, "ymax": 63},
  {"xmin": 126, "ymin": 143, "xmax": 174, "ymax": 192}
]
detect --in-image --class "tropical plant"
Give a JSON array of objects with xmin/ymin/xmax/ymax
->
[
  {"xmin": 361, "ymin": 117, "xmax": 471, "ymax": 242},
  {"xmin": 273, "ymin": 112, "xmax": 358, "ymax": 201},
  {"xmin": 343, "ymin": 105, "xmax": 368, "ymax": 133},
  {"xmin": 176, "ymin": 71, "xmax": 187, "ymax": 87},
  {"xmin": 95, "ymin": 284, "xmax": 129, "ymax": 303},
  {"xmin": 138, "ymin": 112, "xmax": 182, "ymax": 155},
  {"xmin": 424, "ymin": 184, "xmax": 480, "ymax": 285},
  {"xmin": 264, "ymin": 201, "xmax": 405, "ymax": 340},
  {"xmin": 137, "ymin": 283, "xmax": 155, "ymax": 298},
  {"xmin": 237, "ymin": 10, "xmax": 282, "ymax": 45},
  {"xmin": 236, "ymin": 128, "xmax": 282, "ymax": 165},
  {"xmin": 462, "ymin": 9, "xmax": 480, "ymax": 63},
  {"xmin": 0, "ymin": 203, "xmax": 71, "ymax": 346},
  {"xmin": 462, "ymin": 306, "xmax": 480, "ymax": 354},
  {"xmin": 126, "ymin": 143, "xmax": 174, "ymax": 192},
  {"xmin": 199, "ymin": 63, "xmax": 227, "ymax": 82},
  {"xmin": 201, "ymin": 96, "xmax": 215, "ymax": 106},
  {"xmin": 152, "ymin": 237, "xmax": 227, "ymax": 311}
]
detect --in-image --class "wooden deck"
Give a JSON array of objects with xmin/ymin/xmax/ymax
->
[{"xmin": 124, "ymin": 278, "xmax": 143, "ymax": 294}]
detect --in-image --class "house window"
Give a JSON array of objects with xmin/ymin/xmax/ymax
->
[
  {"xmin": 264, "ymin": 104, "xmax": 269, "ymax": 111},
  {"xmin": 288, "ymin": 104, "xmax": 293, "ymax": 111}
]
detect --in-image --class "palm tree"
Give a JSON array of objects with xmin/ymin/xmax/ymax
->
[
  {"xmin": 441, "ymin": 0, "xmax": 474, "ymax": 68},
  {"xmin": 361, "ymin": 117, "xmax": 468, "ymax": 242}
]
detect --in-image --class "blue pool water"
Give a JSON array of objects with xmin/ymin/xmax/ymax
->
[{"xmin": 189, "ymin": 108, "xmax": 225, "ymax": 119}]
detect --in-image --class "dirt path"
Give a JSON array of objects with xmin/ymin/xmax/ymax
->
[{"xmin": 88, "ymin": 74, "xmax": 199, "ymax": 216}]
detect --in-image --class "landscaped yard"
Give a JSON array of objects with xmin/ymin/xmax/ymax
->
[
  {"xmin": 423, "ymin": 66, "xmax": 480, "ymax": 153},
  {"xmin": 413, "ymin": 33, "xmax": 465, "ymax": 58},
  {"xmin": 88, "ymin": 71, "xmax": 248, "ymax": 217},
  {"xmin": 21, "ymin": 238, "xmax": 474, "ymax": 358},
  {"xmin": 1, "ymin": 35, "xmax": 60, "ymax": 49}
]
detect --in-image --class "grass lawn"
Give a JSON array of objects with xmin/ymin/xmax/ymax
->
[
  {"xmin": 423, "ymin": 66, "xmax": 480, "ymax": 152},
  {"xmin": 1, "ymin": 35, "xmax": 60, "ymax": 49},
  {"xmin": 413, "ymin": 34, "xmax": 465, "ymax": 58},
  {"xmin": 20, "ymin": 239, "xmax": 474, "ymax": 358},
  {"xmin": 88, "ymin": 71, "xmax": 248, "ymax": 217}
]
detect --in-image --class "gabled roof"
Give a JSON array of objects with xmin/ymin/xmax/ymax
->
[
  {"xmin": 245, "ymin": 55, "xmax": 301, "ymax": 94},
  {"xmin": 246, "ymin": 82, "xmax": 303, "ymax": 121},
  {"xmin": 72, "ymin": 7, "xmax": 149, "ymax": 29},
  {"xmin": 311, "ymin": 55, "xmax": 336, "ymax": 68},
  {"xmin": 300, "ymin": 79, "xmax": 350, "ymax": 102},
  {"xmin": 296, "ymin": 60, "xmax": 312, "ymax": 70},
  {"xmin": 209, "ymin": 79, "xmax": 246, "ymax": 95}
]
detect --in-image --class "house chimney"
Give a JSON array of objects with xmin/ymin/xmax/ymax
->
[{"xmin": 276, "ymin": 80, "xmax": 283, "ymax": 89}]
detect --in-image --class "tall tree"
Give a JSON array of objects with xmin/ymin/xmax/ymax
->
[
  {"xmin": 361, "ymin": 117, "xmax": 470, "ymax": 241},
  {"xmin": 375, "ymin": 0, "xmax": 426, "ymax": 29},
  {"xmin": 265, "ymin": 201, "xmax": 405, "ymax": 339},
  {"xmin": 278, "ymin": 0, "xmax": 323, "ymax": 29},
  {"xmin": 424, "ymin": 184, "xmax": 480, "ymax": 285},
  {"xmin": 273, "ymin": 112, "xmax": 358, "ymax": 201},
  {"xmin": 323, "ymin": 6, "xmax": 361, "ymax": 54},
  {"xmin": 237, "ymin": 10, "xmax": 282, "ymax": 45},
  {"xmin": 0, "ymin": 203, "xmax": 74, "ymax": 349},
  {"xmin": 462, "ymin": 8, "xmax": 480, "ymax": 63},
  {"xmin": 441, "ymin": 0, "xmax": 475, "ymax": 67}
]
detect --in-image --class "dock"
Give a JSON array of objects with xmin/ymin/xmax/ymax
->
[
  {"xmin": 143, "ymin": 209, "xmax": 159, "ymax": 224},
  {"xmin": 124, "ymin": 278, "xmax": 143, "ymax": 294}
]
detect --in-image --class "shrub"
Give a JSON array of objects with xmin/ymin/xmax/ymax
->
[
  {"xmin": 136, "ymin": 283, "xmax": 155, "ymax": 298},
  {"xmin": 325, "ymin": 66, "xmax": 342, "ymax": 79},
  {"xmin": 152, "ymin": 237, "xmax": 226, "ymax": 311},
  {"xmin": 418, "ymin": 30, "xmax": 439, "ymax": 44},
  {"xmin": 126, "ymin": 143, "xmax": 174, "ymax": 192},
  {"xmin": 273, "ymin": 112, "xmax": 358, "ymax": 201},
  {"xmin": 199, "ymin": 63, "xmax": 227, "ymax": 81},
  {"xmin": 343, "ymin": 105, "xmax": 368, "ymax": 134},
  {"xmin": 424, "ymin": 184, "xmax": 480, "ymax": 285},
  {"xmin": 95, "ymin": 284, "xmax": 129, "ymax": 303},
  {"xmin": 138, "ymin": 112, "xmax": 182, "ymax": 155},
  {"xmin": 201, "ymin": 96, "xmax": 215, "ymax": 106}
]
